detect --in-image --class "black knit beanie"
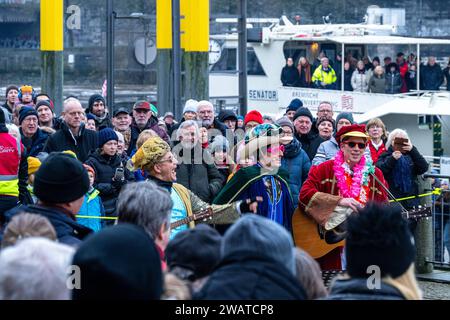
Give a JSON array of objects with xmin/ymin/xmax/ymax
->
[
  {"xmin": 87, "ymin": 94, "xmax": 106, "ymax": 112},
  {"xmin": 72, "ymin": 223, "xmax": 163, "ymax": 300},
  {"xmin": 19, "ymin": 106, "xmax": 38, "ymax": 125},
  {"xmin": 98, "ymin": 128, "xmax": 118, "ymax": 148},
  {"xmin": 293, "ymin": 107, "xmax": 314, "ymax": 122},
  {"xmin": 34, "ymin": 152, "xmax": 90, "ymax": 204},
  {"xmin": 345, "ymin": 202, "xmax": 416, "ymax": 279}
]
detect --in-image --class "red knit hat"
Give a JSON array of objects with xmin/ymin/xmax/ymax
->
[
  {"xmin": 83, "ymin": 164, "xmax": 96, "ymax": 179},
  {"xmin": 335, "ymin": 124, "xmax": 368, "ymax": 145},
  {"xmin": 244, "ymin": 110, "xmax": 263, "ymax": 125}
]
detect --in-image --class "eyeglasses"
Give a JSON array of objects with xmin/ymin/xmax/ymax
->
[
  {"xmin": 158, "ymin": 156, "xmax": 176, "ymax": 164},
  {"xmin": 345, "ymin": 142, "xmax": 366, "ymax": 150},
  {"xmin": 267, "ymin": 145, "xmax": 285, "ymax": 154},
  {"xmin": 281, "ymin": 130, "xmax": 293, "ymax": 136}
]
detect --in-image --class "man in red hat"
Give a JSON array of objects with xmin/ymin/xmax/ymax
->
[{"xmin": 299, "ymin": 124, "xmax": 388, "ymax": 270}]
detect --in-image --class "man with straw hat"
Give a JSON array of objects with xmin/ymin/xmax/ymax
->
[{"xmin": 299, "ymin": 124, "xmax": 389, "ymax": 270}]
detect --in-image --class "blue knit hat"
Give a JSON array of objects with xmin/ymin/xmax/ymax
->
[
  {"xmin": 86, "ymin": 113, "xmax": 96, "ymax": 121},
  {"xmin": 19, "ymin": 106, "xmax": 38, "ymax": 125},
  {"xmin": 287, "ymin": 98, "xmax": 303, "ymax": 112},
  {"xmin": 98, "ymin": 128, "xmax": 118, "ymax": 148}
]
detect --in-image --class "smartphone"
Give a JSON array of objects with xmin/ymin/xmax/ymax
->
[
  {"xmin": 393, "ymin": 137, "xmax": 408, "ymax": 152},
  {"xmin": 114, "ymin": 167, "xmax": 125, "ymax": 181}
]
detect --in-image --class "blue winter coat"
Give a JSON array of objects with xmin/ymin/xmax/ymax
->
[
  {"xmin": 281, "ymin": 138, "xmax": 311, "ymax": 207},
  {"xmin": 77, "ymin": 188, "xmax": 105, "ymax": 232}
]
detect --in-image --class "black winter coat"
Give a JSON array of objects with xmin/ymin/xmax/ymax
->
[
  {"xmin": 85, "ymin": 150, "xmax": 132, "ymax": 217},
  {"xmin": 128, "ymin": 116, "xmax": 169, "ymax": 154},
  {"xmin": 20, "ymin": 128, "xmax": 50, "ymax": 157},
  {"xmin": 194, "ymin": 251, "xmax": 306, "ymax": 300},
  {"xmin": 344, "ymin": 68, "xmax": 354, "ymax": 91},
  {"xmin": 326, "ymin": 278, "xmax": 405, "ymax": 300},
  {"xmin": 281, "ymin": 65, "xmax": 300, "ymax": 87},
  {"xmin": 376, "ymin": 146, "xmax": 429, "ymax": 208},
  {"xmin": 385, "ymin": 72, "xmax": 402, "ymax": 94},
  {"xmin": 420, "ymin": 64, "xmax": 444, "ymax": 90},
  {"xmin": 43, "ymin": 122, "xmax": 98, "ymax": 163},
  {"xmin": 175, "ymin": 146, "xmax": 225, "ymax": 203},
  {"xmin": 296, "ymin": 131, "xmax": 325, "ymax": 161},
  {"xmin": 4, "ymin": 204, "xmax": 93, "ymax": 246}
]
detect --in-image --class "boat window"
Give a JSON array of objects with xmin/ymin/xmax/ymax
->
[
  {"xmin": 283, "ymin": 41, "xmax": 308, "ymax": 64},
  {"xmin": 247, "ymin": 47, "xmax": 266, "ymax": 76},
  {"xmin": 211, "ymin": 48, "xmax": 237, "ymax": 72},
  {"xmin": 210, "ymin": 47, "xmax": 266, "ymax": 76}
]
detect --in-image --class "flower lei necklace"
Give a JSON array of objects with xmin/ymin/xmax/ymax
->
[{"xmin": 333, "ymin": 151, "xmax": 375, "ymax": 200}]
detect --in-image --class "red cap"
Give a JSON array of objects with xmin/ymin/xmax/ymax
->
[
  {"xmin": 244, "ymin": 110, "xmax": 263, "ymax": 125},
  {"xmin": 335, "ymin": 124, "xmax": 368, "ymax": 145},
  {"xmin": 133, "ymin": 100, "xmax": 151, "ymax": 111}
]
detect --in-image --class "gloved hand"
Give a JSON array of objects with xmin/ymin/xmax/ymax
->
[{"xmin": 239, "ymin": 196, "xmax": 263, "ymax": 214}]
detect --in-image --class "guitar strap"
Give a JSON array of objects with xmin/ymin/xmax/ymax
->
[{"xmin": 370, "ymin": 172, "xmax": 409, "ymax": 214}]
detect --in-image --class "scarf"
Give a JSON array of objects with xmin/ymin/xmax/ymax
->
[
  {"xmin": 393, "ymin": 155, "xmax": 412, "ymax": 194},
  {"xmin": 283, "ymin": 137, "xmax": 301, "ymax": 159}
]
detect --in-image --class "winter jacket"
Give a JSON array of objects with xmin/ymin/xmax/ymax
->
[
  {"xmin": 444, "ymin": 67, "xmax": 450, "ymax": 91},
  {"xmin": 344, "ymin": 68, "xmax": 354, "ymax": 91},
  {"xmin": 43, "ymin": 122, "xmax": 98, "ymax": 162},
  {"xmin": 281, "ymin": 65, "xmax": 300, "ymax": 87},
  {"xmin": 295, "ymin": 130, "xmax": 325, "ymax": 162},
  {"xmin": 20, "ymin": 127, "xmax": 50, "ymax": 157},
  {"xmin": 368, "ymin": 140, "xmax": 386, "ymax": 164},
  {"xmin": 281, "ymin": 138, "xmax": 311, "ymax": 207},
  {"xmin": 175, "ymin": 145, "xmax": 224, "ymax": 203},
  {"xmin": 369, "ymin": 74, "xmax": 386, "ymax": 93},
  {"xmin": 206, "ymin": 118, "xmax": 228, "ymax": 144},
  {"xmin": 0, "ymin": 126, "xmax": 30, "ymax": 205},
  {"xmin": 420, "ymin": 63, "xmax": 444, "ymax": 90},
  {"xmin": 326, "ymin": 278, "xmax": 406, "ymax": 300},
  {"xmin": 376, "ymin": 146, "xmax": 429, "ymax": 208},
  {"xmin": 77, "ymin": 187, "xmax": 105, "ymax": 232},
  {"xmin": 85, "ymin": 150, "xmax": 132, "ymax": 217},
  {"xmin": 398, "ymin": 61, "xmax": 409, "ymax": 93},
  {"xmin": 385, "ymin": 71, "xmax": 402, "ymax": 94},
  {"xmin": 4, "ymin": 204, "xmax": 93, "ymax": 247},
  {"xmin": 312, "ymin": 136, "xmax": 339, "ymax": 166},
  {"xmin": 128, "ymin": 115, "xmax": 169, "ymax": 153},
  {"xmin": 351, "ymin": 69, "xmax": 369, "ymax": 92},
  {"xmin": 194, "ymin": 251, "xmax": 306, "ymax": 300},
  {"xmin": 405, "ymin": 71, "xmax": 418, "ymax": 91},
  {"xmin": 1, "ymin": 104, "xmax": 11, "ymax": 123},
  {"xmin": 312, "ymin": 65, "xmax": 337, "ymax": 89}
]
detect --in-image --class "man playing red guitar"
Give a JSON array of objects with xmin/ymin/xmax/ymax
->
[{"xmin": 299, "ymin": 124, "xmax": 389, "ymax": 270}]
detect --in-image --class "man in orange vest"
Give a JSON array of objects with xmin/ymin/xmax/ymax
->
[{"xmin": 0, "ymin": 110, "xmax": 29, "ymax": 221}]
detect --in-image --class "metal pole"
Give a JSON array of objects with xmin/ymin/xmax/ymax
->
[
  {"xmin": 106, "ymin": 0, "xmax": 115, "ymax": 110},
  {"xmin": 172, "ymin": 0, "xmax": 182, "ymax": 117},
  {"xmin": 341, "ymin": 43, "xmax": 345, "ymax": 91},
  {"xmin": 238, "ymin": 0, "xmax": 248, "ymax": 116},
  {"xmin": 417, "ymin": 43, "xmax": 421, "ymax": 93}
]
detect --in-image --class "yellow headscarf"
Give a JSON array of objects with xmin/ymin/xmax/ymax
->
[
  {"xmin": 132, "ymin": 136, "xmax": 170, "ymax": 171},
  {"xmin": 27, "ymin": 157, "xmax": 41, "ymax": 176}
]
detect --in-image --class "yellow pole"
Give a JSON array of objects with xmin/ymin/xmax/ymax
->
[{"xmin": 40, "ymin": 0, "xmax": 63, "ymax": 51}]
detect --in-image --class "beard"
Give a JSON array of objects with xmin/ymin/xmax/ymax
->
[{"xmin": 202, "ymin": 119, "xmax": 213, "ymax": 128}]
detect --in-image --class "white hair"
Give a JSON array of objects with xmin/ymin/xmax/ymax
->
[
  {"xmin": 0, "ymin": 237, "xmax": 74, "ymax": 300},
  {"xmin": 63, "ymin": 97, "xmax": 82, "ymax": 112},
  {"xmin": 176, "ymin": 120, "xmax": 199, "ymax": 140},
  {"xmin": 115, "ymin": 130, "xmax": 125, "ymax": 144},
  {"xmin": 386, "ymin": 128, "xmax": 409, "ymax": 149},
  {"xmin": 196, "ymin": 100, "xmax": 214, "ymax": 112}
]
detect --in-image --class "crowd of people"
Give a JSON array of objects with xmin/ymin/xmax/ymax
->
[
  {"xmin": 0, "ymin": 84, "xmax": 437, "ymax": 300},
  {"xmin": 281, "ymin": 52, "xmax": 450, "ymax": 93}
]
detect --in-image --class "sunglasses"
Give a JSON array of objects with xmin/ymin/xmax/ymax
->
[
  {"xmin": 267, "ymin": 145, "xmax": 285, "ymax": 153},
  {"xmin": 345, "ymin": 142, "xmax": 366, "ymax": 149}
]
